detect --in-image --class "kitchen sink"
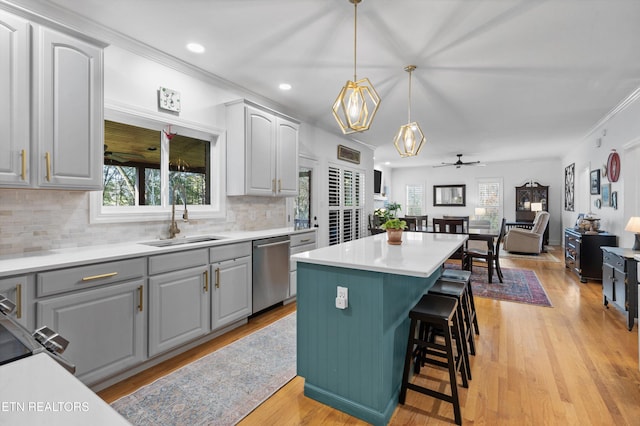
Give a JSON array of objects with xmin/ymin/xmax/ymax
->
[{"xmin": 141, "ymin": 236, "xmax": 223, "ymax": 247}]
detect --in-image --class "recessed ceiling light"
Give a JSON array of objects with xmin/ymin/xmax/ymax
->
[
  {"xmin": 186, "ymin": 43, "xmax": 205, "ymax": 53},
  {"xmin": 279, "ymin": 83, "xmax": 292, "ymax": 91},
  {"xmin": 385, "ymin": 162, "xmax": 390, "ymax": 165}
]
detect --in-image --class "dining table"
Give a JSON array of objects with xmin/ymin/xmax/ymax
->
[{"xmin": 407, "ymin": 224, "xmax": 502, "ymax": 278}]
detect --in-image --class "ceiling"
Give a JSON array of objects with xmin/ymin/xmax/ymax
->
[{"xmin": 36, "ymin": 0, "xmax": 640, "ymax": 168}]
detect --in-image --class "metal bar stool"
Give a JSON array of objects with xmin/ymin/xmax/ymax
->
[
  {"xmin": 399, "ymin": 294, "xmax": 467, "ymax": 425},
  {"xmin": 440, "ymin": 269, "xmax": 480, "ymax": 335}
]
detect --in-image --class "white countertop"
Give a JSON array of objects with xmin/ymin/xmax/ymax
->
[
  {"xmin": 0, "ymin": 227, "xmax": 316, "ymax": 277},
  {"xmin": 291, "ymin": 231, "xmax": 467, "ymax": 278},
  {"xmin": 0, "ymin": 353, "xmax": 130, "ymax": 425}
]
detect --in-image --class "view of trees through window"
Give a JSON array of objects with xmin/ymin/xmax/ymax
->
[{"xmin": 102, "ymin": 120, "xmax": 210, "ymax": 207}]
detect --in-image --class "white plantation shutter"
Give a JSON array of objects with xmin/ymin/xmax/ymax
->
[
  {"xmin": 406, "ymin": 184, "xmax": 424, "ymax": 215},
  {"xmin": 328, "ymin": 165, "xmax": 365, "ymax": 245},
  {"xmin": 477, "ymin": 179, "xmax": 503, "ymax": 228}
]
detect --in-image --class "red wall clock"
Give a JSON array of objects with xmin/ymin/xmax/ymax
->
[{"xmin": 607, "ymin": 150, "xmax": 620, "ymax": 182}]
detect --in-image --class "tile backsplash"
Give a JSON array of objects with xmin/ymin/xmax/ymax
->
[{"xmin": 0, "ymin": 189, "xmax": 286, "ymax": 256}]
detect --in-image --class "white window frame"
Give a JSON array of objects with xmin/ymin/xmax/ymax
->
[
  {"xmin": 90, "ymin": 105, "xmax": 226, "ymax": 224},
  {"xmin": 475, "ymin": 177, "xmax": 503, "ymax": 228},
  {"xmin": 406, "ymin": 183, "xmax": 425, "ymax": 216}
]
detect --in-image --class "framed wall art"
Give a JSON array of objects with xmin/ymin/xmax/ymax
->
[
  {"xmin": 590, "ymin": 169, "xmax": 600, "ymax": 195},
  {"xmin": 337, "ymin": 145, "xmax": 360, "ymax": 164},
  {"xmin": 611, "ymin": 191, "xmax": 618, "ymax": 210},
  {"xmin": 601, "ymin": 183, "xmax": 611, "ymax": 206},
  {"xmin": 564, "ymin": 163, "xmax": 575, "ymax": 211}
]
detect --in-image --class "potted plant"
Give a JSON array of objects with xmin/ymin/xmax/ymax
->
[{"xmin": 381, "ymin": 218, "xmax": 407, "ymax": 245}]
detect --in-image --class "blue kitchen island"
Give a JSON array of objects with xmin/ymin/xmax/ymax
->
[{"xmin": 292, "ymin": 231, "xmax": 468, "ymax": 425}]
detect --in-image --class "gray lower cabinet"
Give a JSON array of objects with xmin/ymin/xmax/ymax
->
[
  {"xmin": 211, "ymin": 256, "xmax": 251, "ymax": 330},
  {"xmin": 0, "ymin": 275, "xmax": 32, "ymax": 329},
  {"xmin": 148, "ymin": 249, "xmax": 210, "ymax": 357},
  {"xmin": 36, "ymin": 279, "xmax": 146, "ymax": 385}
]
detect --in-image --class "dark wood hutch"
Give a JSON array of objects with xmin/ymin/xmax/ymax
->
[{"xmin": 514, "ymin": 181, "xmax": 549, "ymax": 245}]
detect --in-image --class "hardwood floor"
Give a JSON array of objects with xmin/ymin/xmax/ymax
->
[{"xmin": 99, "ymin": 249, "xmax": 640, "ymax": 425}]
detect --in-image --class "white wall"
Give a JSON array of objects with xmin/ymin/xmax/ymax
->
[
  {"xmin": 386, "ymin": 158, "xmax": 563, "ymax": 245},
  {"xmin": 561, "ymin": 90, "xmax": 640, "ymax": 248}
]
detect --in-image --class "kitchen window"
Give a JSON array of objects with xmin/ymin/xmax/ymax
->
[{"xmin": 90, "ymin": 108, "xmax": 224, "ymax": 223}]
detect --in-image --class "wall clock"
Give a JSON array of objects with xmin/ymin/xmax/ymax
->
[{"xmin": 607, "ymin": 150, "xmax": 620, "ymax": 182}]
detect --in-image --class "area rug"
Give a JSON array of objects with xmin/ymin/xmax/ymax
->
[
  {"xmin": 111, "ymin": 312, "xmax": 297, "ymax": 425},
  {"xmin": 446, "ymin": 264, "xmax": 552, "ymax": 307}
]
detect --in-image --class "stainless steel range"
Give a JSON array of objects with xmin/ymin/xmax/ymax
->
[{"xmin": 0, "ymin": 293, "xmax": 75, "ymax": 373}]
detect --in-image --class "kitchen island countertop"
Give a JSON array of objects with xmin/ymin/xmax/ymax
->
[{"xmin": 292, "ymin": 231, "xmax": 467, "ymax": 277}]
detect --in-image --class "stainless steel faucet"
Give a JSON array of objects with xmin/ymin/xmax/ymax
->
[{"xmin": 169, "ymin": 190, "xmax": 180, "ymax": 238}]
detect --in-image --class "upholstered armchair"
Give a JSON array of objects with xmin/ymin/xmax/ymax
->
[{"xmin": 502, "ymin": 211, "xmax": 550, "ymax": 254}]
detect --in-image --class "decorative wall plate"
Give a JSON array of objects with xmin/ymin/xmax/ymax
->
[
  {"xmin": 607, "ymin": 150, "xmax": 620, "ymax": 182},
  {"xmin": 158, "ymin": 87, "xmax": 181, "ymax": 112},
  {"xmin": 595, "ymin": 198, "xmax": 602, "ymax": 209}
]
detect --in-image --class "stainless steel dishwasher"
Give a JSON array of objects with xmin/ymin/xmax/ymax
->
[{"xmin": 252, "ymin": 235, "xmax": 290, "ymax": 313}]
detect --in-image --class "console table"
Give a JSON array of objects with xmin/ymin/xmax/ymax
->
[
  {"xmin": 601, "ymin": 247, "xmax": 638, "ymax": 331},
  {"xmin": 564, "ymin": 228, "xmax": 617, "ymax": 282}
]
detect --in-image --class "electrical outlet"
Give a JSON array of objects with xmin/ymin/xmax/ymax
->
[
  {"xmin": 337, "ymin": 286, "xmax": 348, "ymax": 300},
  {"xmin": 336, "ymin": 286, "xmax": 348, "ymax": 309}
]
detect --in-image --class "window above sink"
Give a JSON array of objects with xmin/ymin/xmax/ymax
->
[{"xmin": 90, "ymin": 105, "xmax": 226, "ymax": 224}]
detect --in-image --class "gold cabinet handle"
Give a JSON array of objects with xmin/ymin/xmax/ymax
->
[
  {"xmin": 204, "ymin": 270, "xmax": 209, "ymax": 292},
  {"xmin": 82, "ymin": 272, "xmax": 118, "ymax": 281},
  {"xmin": 45, "ymin": 152, "xmax": 51, "ymax": 182},
  {"xmin": 21, "ymin": 150, "xmax": 27, "ymax": 181},
  {"xmin": 15, "ymin": 284, "xmax": 22, "ymax": 319},
  {"xmin": 278, "ymin": 179, "xmax": 282, "ymax": 192},
  {"xmin": 272, "ymin": 178, "xmax": 276, "ymax": 193},
  {"xmin": 215, "ymin": 267, "xmax": 220, "ymax": 289},
  {"xmin": 138, "ymin": 285, "xmax": 143, "ymax": 312}
]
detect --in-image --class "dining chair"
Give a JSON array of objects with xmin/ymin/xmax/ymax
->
[
  {"xmin": 443, "ymin": 215, "xmax": 469, "ymax": 233},
  {"xmin": 433, "ymin": 218, "xmax": 469, "ymax": 269},
  {"xmin": 402, "ymin": 217, "xmax": 418, "ymax": 231},
  {"xmin": 405, "ymin": 215, "xmax": 428, "ymax": 231},
  {"xmin": 466, "ymin": 218, "xmax": 507, "ymax": 283}
]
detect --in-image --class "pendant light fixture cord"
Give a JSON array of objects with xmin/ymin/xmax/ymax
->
[
  {"xmin": 407, "ymin": 68, "xmax": 412, "ymax": 123},
  {"xmin": 405, "ymin": 65, "xmax": 416, "ymax": 123},
  {"xmin": 353, "ymin": 0, "xmax": 358, "ymax": 81}
]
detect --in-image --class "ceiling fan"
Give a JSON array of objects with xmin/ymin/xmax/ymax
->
[
  {"xmin": 104, "ymin": 144, "xmax": 145, "ymax": 163},
  {"xmin": 434, "ymin": 154, "xmax": 484, "ymax": 168}
]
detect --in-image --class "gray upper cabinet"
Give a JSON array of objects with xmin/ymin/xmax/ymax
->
[
  {"xmin": 0, "ymin": 8, "xmax": 105, "ymax": 190},
  {"xmin": 226, "ymin": 99, "xmax": 299, "ymax": 197},
  {"xmin": 34, "ymin": 26, "xmax": 103, "ymax": 189},
  {"xmin": 0, "ymin": 10, "xmax": 30, "ymax": 186}
]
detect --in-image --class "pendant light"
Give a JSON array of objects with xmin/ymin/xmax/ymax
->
[
  {"xmin": 332, "ymin": 0, "xmax": 380, "ymax": 134},
  {"xmin": 393, "ymin": 65, "xmax": 425, "ymax": 157}
]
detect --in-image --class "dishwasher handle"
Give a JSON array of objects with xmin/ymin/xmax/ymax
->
[{"xmin": 254, "ymin": 240, "xmax": 290, "ymax": 249}]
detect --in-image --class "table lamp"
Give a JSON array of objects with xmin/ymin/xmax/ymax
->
[
  {"xmin": 531, "ymin": 202, "xmax": 543, "ymax": 212},
  {"xmin": 474, "ymin": 207, "xmax": 486, "ymax": 217},
  {"xmin": 624, "ymin": 217, "xmax": 640, "ymax": 250}
]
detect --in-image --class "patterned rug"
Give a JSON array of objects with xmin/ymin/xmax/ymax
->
[
  {"xmin": 111, "ymin": 312, "xmax": 297, "ymax": 425},
  {"xmin": 448, "ymin": 264, "xmax": 552, "ymax": 307}
]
